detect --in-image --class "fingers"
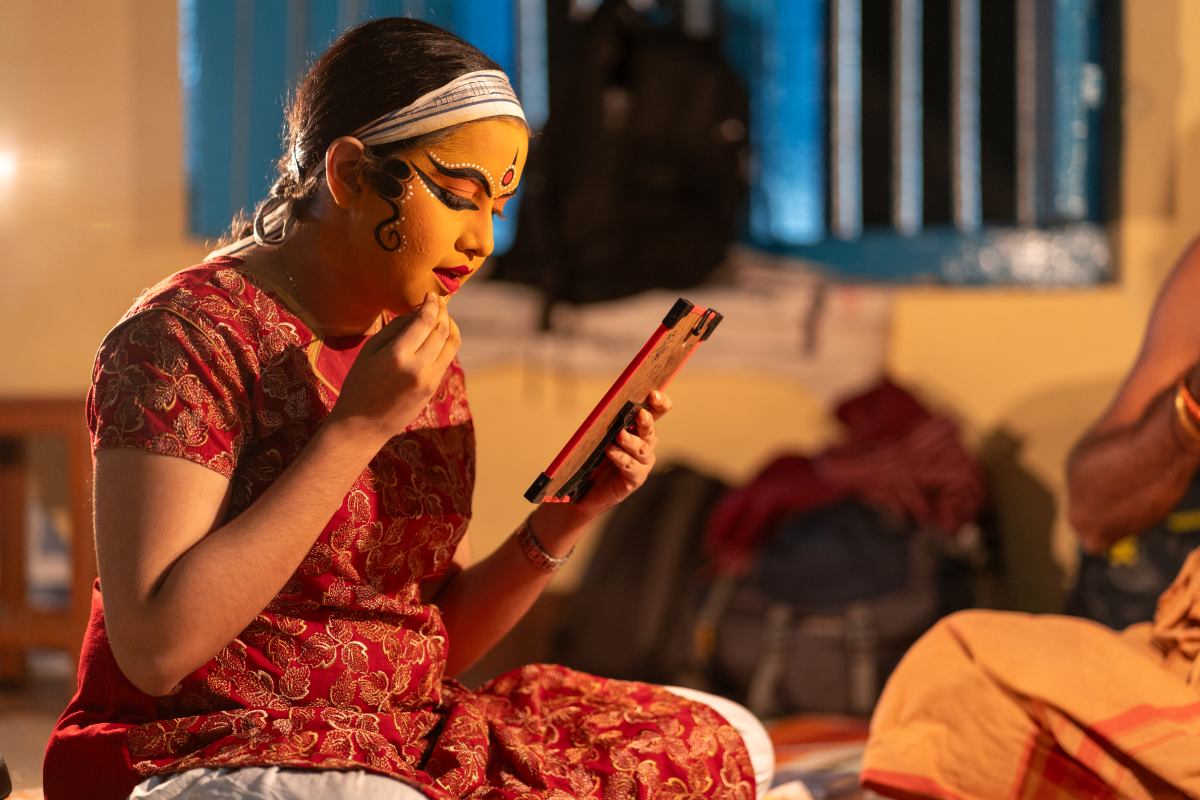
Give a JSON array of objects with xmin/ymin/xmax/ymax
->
[
  {"xmin": 368, "ymin": 292, "xmax": 442, "ymax": 353},
  {"xmin": 614, "ymin": 428, "xmax": 654, "ymax": 465},
  {"xmin": 376, "ymin": 292, "xmax": 456, "ymax": 364},
  {"xmin": 587, "ymin": 400, "xmax": 665, "ymax": 509},
  {"xmin": 430, "ymin": 316, "xmax": 462, "ymax": 372},
  {"xmin": 615, "ymin": 406, "xmax": 657, "ymax": 465},
  {"xmin": 365, "ymin": 292, "xmax": 458, "ymax": 391},
  {"xmin": 413, "ymin": 294, "xmax": 453, "ymax": 360},
  {"xmin": 646, "ymin": 390, "xmax": 673, "ymax": 419},
  {"xmin": 633, "ymin": 407, "xmax": 654, "ymax": 438},
  {"xmin": 606, "ymin": 442, "xmax": 651, "ymax": 472}
]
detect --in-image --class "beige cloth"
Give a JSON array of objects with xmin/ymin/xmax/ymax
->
[{"xmin": 862, "ymin": 549, "xmax": 1200, "ymax": 799}]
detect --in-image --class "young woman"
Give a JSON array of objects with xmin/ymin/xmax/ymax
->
[{"xmin": 44, "ymin": 17, "xmax": 772, "ymax": 800}]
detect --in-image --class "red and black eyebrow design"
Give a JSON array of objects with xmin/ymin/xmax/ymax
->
[{"xmin": 427, "ymin": 152, "xmax": 492, "ymax": 198}]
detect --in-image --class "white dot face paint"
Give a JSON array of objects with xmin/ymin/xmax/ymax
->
[
  {"xmin": 357, "ymin": 118, "xmax": 528, "ymax": 311},
  {"xmin": 427, "ymin": 152, "xmax": 498, "ymax": 197}
]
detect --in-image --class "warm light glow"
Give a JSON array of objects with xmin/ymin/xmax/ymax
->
[{"xmin": 0, "ymin": 151, "xmax": 15, "ymax": 183}]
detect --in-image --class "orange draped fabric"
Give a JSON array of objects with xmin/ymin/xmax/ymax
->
[
  {"xmin": 43, "ymin": 260, "xmax": 755, "ymax": 800},
  {"xmin": 861, "ymin": 549, "xmax": 1200, "ymax": 799}
]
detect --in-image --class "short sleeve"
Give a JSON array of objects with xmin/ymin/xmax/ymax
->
[{"xmin": 88, "ymin": 309, "xmax": 252, "ymax": 478}]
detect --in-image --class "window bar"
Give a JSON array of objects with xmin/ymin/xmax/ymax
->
[
  {"xmin": 516, "ymin": 0, "xmax": 550, "ymax": 130},
  {"xmin": 952, "ymin": 0, "xmax": 981, "ymax": 231},
  {"xmin": 306, "ymin": 2, "xmax": 341, "ymax": 64},
  {"xmin": 892, "ymin": 0, "xmax": 922, "ymax": 236},
  {"xmin": 246, "ymin": 2, "xmax": 291, "ymax": 211},
  {"xmin": 285, "ymin": 2, "xmax": 309, "ymax": 81},
  {"xmin": 229, "ymin": 0, "xmax": 254, "ymax": 219},
  {"xmin": 722, "ymin": 0, "xmax": 826, "ymax": 245},
  {"xmin": 338, "ymin": 0, "xmax": 365, "ymax": 32},
  {"xmin": 411, "ymin": 0, "xmax": 444, "ymax": 24},
  {"xmin": 831, "ymin": 0, "xmax": 862, "ymax": 239},
  {"xmin": 1015, "ymin": 0, "xmax": 1040, "ymax": 226},
  {"xmin": 683, "ymin": 0, "xmax": 715, "ymax": 39},
  {"xmin": 1052, "ymin": 0, "xmax": 1094, "ymax": 221},
  {"xmin": 570, "ymin": 0, "xmax": 603, "ymax": 20}
]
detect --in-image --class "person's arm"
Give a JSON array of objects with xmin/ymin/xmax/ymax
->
[
  {"xmin": 431, "ymin": 395, "xmax": 671, "ymax": 676},
  {"xmin": 1067, "ymin": 240, "xmax": 1200, "ymax": 553},
  {"xmin": 99, "ymin": 293, "xmax": 458, "ymax": 696},
  {"xmin": 97, "ymin": 419, "xmax": 384, "ymax": 696}
]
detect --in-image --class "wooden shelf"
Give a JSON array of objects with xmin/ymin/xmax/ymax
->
[{"xmin": 0, "ymin": 398, "xmax": 93, "ymax": 682}]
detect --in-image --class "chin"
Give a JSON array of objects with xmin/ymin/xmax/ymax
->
[{"xmin": 399, "ymin": 290, "xmax": 429, "ymax": 312}]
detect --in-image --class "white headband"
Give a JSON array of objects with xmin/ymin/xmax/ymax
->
[
  {"xmin": 350, "ymin": 69, "xmax": 525, "ymax": 150},
  {"xmin": 210, "ymin": 69, "xmax": 525, "ymax": 257}
]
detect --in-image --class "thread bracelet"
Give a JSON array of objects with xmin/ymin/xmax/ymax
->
[{"xmin": 1174, "ymin": 378, "xmax": 1200, "ymax": 445}]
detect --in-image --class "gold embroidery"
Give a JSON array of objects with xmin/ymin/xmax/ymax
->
[{"xmin": 84, "ymin": 263, "xmax": 752, "ymax": 799}]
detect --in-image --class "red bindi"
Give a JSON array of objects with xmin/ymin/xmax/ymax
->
[{"xmin": 501, "ymin": 168, "xmax": 515, "ymax": 187}]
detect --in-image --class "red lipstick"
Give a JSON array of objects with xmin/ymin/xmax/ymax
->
[{"xmin": 433, "ymin": 265, "xmax": 471, "ymax": 294}]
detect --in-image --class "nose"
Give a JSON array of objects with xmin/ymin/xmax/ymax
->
[{"xmin": 457, "ymin": 210, "xmax": 494, "ymax": 261}]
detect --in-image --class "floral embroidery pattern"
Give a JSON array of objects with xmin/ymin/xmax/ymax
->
[{"xmin": 63, "ymin": 260, "xmax": 754, "ymax": 800}]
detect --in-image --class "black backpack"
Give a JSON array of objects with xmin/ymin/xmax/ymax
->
[
  {"xmin": 1066, "ymin": 473, "xmax": 1200, "ymax": 629},
  {"xmin": 492, "ymin": 0, "xmax": 750, "ymax": 305},
  {"xmin": 551, "ymin": 463, "xmax": 729, "ymax": 682},
  {"xmin": 682, "ymin": 500, "xmax": 981, "ymax": 718}
]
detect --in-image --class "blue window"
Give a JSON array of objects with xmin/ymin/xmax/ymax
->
[
  {"xmin": 720, "ymin": 0, "xmax": 1118, "ymax": 284},
  {"xmin": 183, "ymin": 0, "xmax": 1117, "ymax": 284},
  {"xmin": 180, "ymin": 0, "xmax": 548, "ymax": 253}
]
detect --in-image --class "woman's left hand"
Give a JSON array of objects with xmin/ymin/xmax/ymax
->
[{"xmin": 572, "ymin": 390, "xmax": 673, "ymax": 520}]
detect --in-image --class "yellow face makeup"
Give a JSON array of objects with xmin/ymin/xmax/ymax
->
[{"xmin": 361, "ymin": 117, "xmax": 528, "ymax": 311}]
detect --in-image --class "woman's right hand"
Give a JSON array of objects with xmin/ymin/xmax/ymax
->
[{"xmin": 329, "ymin": 291, "xmax": 460, "ymax": 443}]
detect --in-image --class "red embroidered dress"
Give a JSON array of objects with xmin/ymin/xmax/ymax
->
[{"xmin": 44, "ymin": 260, "xmax": 754, "ymax": 800}]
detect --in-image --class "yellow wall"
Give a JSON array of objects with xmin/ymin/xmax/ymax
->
[{"xmin": 1, "ymin": 1, "xmax": 1196, "ymax": 605}]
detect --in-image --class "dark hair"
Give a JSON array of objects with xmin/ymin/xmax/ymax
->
[{"xmin": 225, "ymin": 17, "xmax": 503, "ymax": 243}]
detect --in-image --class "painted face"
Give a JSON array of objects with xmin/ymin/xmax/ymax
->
[{"xmin": 360, "ymin": 117, "xmax": 527, "ymax": 310}]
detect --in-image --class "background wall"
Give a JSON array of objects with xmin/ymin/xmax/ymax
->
[{"xmin": 1, "ymin": 0, "xmax": 1197, "ymax": 608}]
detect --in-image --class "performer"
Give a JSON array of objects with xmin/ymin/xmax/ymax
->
[
  {"xmin": 861, "ymin": 243, "xmax": 1200, "ymax": 797},
  {"xmin": 44, "ymin": 18, "xmax": 771, "ymax": 800},
  {"xmin": 1066, "ymin": 239, "xmax": 1200, "ymax": 628}
]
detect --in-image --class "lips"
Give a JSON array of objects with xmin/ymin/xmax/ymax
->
[{"xmin": 433, "ymin": 265, "xmax": 471, "ymax": 294}]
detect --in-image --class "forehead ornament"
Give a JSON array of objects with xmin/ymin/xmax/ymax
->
[{"xmin": 501, "ymin": 151, "xmax": 518, "ymax": 188}]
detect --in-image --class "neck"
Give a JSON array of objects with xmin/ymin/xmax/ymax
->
[{"xmin": 274, "ymin": 224, "xmax": 383, "ymax": 337}]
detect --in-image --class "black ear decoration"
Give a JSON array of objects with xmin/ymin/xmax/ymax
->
[
  {"xmin": 385, "ymin": 159, "xmax": 412, "ymax": 180},
  {"xmin": 374, "ymin": 196, "xmax": 404, "ymax": 252},
  {"xmin": 373, "ymin": 174, "xmax": 403, "ymax": 198},
  {"xmin": 372, "ymin": 159, "xmax": 413, "ymax": 198}
]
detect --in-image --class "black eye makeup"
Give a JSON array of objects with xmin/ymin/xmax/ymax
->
[
  {"xmin": 427, "ymin": 152, "xmax": 494, "ymax": 198},
  {"xmin": 413, "ymin": 164, "xmax": 478, "ymax": 212}
]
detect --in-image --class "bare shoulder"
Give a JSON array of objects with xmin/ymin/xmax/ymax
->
[
  {"xmin": 1093, "ymin": 237, "xmax": 1200, "ymax": 431},
  {"xmin": 1148, "ymin": 238, "xmax": 1200, "ymax": 341}
]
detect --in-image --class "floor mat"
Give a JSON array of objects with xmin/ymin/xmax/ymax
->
[{"xmin": 764, "ymin": 714, "xmax": 875, "ymax": 800}]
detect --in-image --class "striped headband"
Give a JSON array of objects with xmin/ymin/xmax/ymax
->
[
  {"xmin": 212, "ymin": 69, "xmax": 525, "ymax": 256},
  {"xmin": 339, "ymin": 69, "xmax": 524, "ymax": 153}
]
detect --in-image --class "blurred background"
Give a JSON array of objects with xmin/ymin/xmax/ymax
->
[{"xmin": 0, "ymin": 0, "xmax": 1196, "ymax": 794}]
